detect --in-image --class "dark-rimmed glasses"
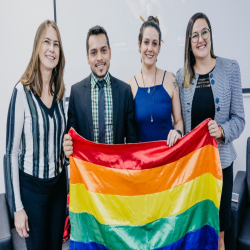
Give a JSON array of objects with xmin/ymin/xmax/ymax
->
[{"xmin": 190, "ymin": 28, "xmax": 210, "ymax": 43}]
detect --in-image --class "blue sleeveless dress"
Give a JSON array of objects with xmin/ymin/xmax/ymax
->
[{"xmin": 134, "ymin": 71, "xmax": 173, "ymax": 142}]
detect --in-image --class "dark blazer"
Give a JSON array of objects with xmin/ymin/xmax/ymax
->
[{"xmin": 67, "ymin": 74, "xmax": 139, "ymax": 144}]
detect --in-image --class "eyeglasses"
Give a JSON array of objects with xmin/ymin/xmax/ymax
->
[
  {"xmin": 42, "ymin": 39, "xmax": 60, "ymax": 50},
  {"xmin": 190, "ymin": 28, "xmax": 210, "ymax": 43}
]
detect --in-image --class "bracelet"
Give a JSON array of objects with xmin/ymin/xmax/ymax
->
[
  {"xmin": 218, "ymin": 126, "xmax": 224, "ymax": 145},
  {"xmin": 176, "ymin": 130, "xmax": 182, "ymax": 137},
  {"xmin": 218, "ymin": 126, "xmax": 225, "ymax": 138},
  {"xmin": 221, "ymin": 126, "xmax": 225, "ymax": 139}
]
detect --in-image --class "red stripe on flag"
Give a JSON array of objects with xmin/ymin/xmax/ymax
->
[{"xmin": 68, "ymin": 119, "xmax": 217, "ymax": 170}]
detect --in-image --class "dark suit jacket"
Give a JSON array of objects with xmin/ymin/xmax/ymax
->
[{"xmin": 67, "ymin": 74, "xmax": 139, "ymax": 144}]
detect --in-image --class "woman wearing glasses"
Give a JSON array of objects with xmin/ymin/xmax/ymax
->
[
  {"xmin": 127, "ymin": 16, "xmax": 183, "ymax": 145},
  {"xmin": 176, "ymin": 12, "xmax": 245, "ymax": 250},
  {"xmin": 4, "ymin": 20, "xmax": 67, "ymax": 250}
]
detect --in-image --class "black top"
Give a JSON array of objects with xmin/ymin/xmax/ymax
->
[{"xmin": 191, "ymin": 72, "xmax": 215, "ymax": 130}]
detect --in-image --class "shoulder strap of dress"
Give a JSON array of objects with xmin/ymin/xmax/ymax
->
[
  {"xmin": 134, "ymin": 76, "xmax": 139, "ymax": 87},
  {"xmin": 162, "ymin": 70, "xmax": 167, "ymax": 85}
]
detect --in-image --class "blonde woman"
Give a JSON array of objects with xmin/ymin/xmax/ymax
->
[
  {"xmin": 4, "ymin": 20, "xmax": 67, "ymax": 250},
  {"xmin": 176, "ymin": 13, "xmax": 245, "ymax": 250}
]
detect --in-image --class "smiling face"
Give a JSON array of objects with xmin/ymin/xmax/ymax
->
[
  {"xmin": 38, "ymin": 26, "xmax": 60, "ymax": 73},
  {"xmin": 87, "ymin": 34, "xmax": 111, "ymax": 79},
  {"xmin": 191, "ymin": 18, "xmax": 211, "ymax": 60},
  {"xmin": 139, "ymin": 27, "xmax": 161, "ymax": 67}
]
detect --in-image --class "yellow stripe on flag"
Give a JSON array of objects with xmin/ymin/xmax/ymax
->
[{"xmin": 69, "ymin": 173, "xmax": 222, "ymax": 225}]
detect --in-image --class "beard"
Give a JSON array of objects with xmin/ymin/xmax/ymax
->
[
  {"xmin": 91, "ymin": 62, "xmax": 109, "ymax": 79},
  {"xmin": 92, "ymin": 70, "xmax": 106, "ymax": 79}
]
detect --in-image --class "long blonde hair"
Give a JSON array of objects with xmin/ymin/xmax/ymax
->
[{"xmin": 20, "ymin": 20, "xmax": 65, "ymax": 101}]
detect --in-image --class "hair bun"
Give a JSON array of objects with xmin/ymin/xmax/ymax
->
[{"xmin": 147, "ymin": 16, "xmax": 160, "ymax": 25}]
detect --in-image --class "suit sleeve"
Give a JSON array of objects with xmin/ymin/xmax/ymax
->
[
  {"xmin": 126, "ymin": 85, "xmax": 139, "ymax": 143},
  {"xmin": 5, "ymin": 85, "xmax": 25, "ymax": 212},
  {"xmin": 66, "ymin": 86, "xmax": 77, "ymax": 133},
  {"xmin": 220, "ymin": 61, "xmax": 245, "ymax": 144}
]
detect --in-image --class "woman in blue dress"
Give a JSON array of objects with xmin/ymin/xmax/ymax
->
[{"xmin": 127, "ymin": 16, "xmax": 183, "ymax": 146}]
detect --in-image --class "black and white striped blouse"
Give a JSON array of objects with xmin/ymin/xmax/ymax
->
[{"xmin": 5, "ymin": 82, "xmax": 66, "ymax": 212}]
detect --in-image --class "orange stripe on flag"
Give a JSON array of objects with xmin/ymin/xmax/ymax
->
[{"xmin": 70, "ymin": 144, "xmax": 221, "ymax": 196}]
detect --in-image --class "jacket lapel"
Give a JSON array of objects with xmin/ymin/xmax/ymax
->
[
  {"xmin": 110, "ymin": 74, "xmax": 119, "ymax": 141},
  {"xmin": 210, "ymin": 59, "xmax": 220, "ymax": 123},
  {"xmin": 83, "ymin": 74, "xmax": 94, "ymax": 141},
  {"xmin": 184, "ymin": 74, "xmax": 198, "ymax": 134}
]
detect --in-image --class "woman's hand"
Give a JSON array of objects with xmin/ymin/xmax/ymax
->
[
  {"xmin": 14, "ymin": 209, "xmax": 29, "ymax": 238},
  {"xmin": 167, "ymin": 129, "xmax": 181, "ymax": 148},
  {"xmin": 208, "ymin": 120, "xmax": 221, "ymax": 138},
  {"xmin": 63, "ymin": 134, "xmax": 73, "ymax": 158}
]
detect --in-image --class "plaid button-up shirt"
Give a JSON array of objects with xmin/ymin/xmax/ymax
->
[{"xmin": 91, "ymin": 72, "xmax": 113, "ymax": 144}]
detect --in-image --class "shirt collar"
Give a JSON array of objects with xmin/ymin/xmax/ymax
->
[{"xmin": 91, "ymin": 72, "xmax": 111, "ymax": 88}]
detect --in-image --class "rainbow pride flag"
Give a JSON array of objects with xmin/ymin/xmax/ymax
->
[{"xmin": 68, "ymin": 119, "xmax": 222, "ymax": 250}]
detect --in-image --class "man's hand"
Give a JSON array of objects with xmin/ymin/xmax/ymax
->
[
  {"xmin": 63, "ymin": 134, "xmax": 73, "ymax": 158},
  {"xmin": 14, "ymin": 209, "xmax": 29, "ymax": 238}
]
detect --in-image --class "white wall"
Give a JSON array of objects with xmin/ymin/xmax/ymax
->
[
  {"xmin": 56, "ymin": 0, "xmax": 250, "ymax": 177},
  {"xmin": 57, "ymin": 0, "xmax": 250, "ymax": 96},
  {"xmin": 234, "ymin": 96, "xmax": 250, "ymax": 176},
  {"xmin": 0, "ymin": 0, "xmax": 249, "ymax": 194},
  {"xmin": 57, "ymin": 0, "xmax": 250, "ymax": 176},
  {"xmin": 0, "ymin": 0, "xmax": 54, "ymax": 193}
]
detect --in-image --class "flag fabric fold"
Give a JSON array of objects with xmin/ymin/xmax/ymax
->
[{"xmin": 68, "ymin": 119, "xmax": 222, "ymax": 250}]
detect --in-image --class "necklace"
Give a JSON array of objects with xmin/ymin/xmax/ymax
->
[
  {"xmin": 141, "ymin": 67, "xmax": 157, "ymax": 123},
  {"xmin": 141, "ymin": 67, "xmax": 157, "ymax": 94}
]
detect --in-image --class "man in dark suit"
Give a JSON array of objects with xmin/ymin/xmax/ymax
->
[{"xmin": 63, "ymin": 25, "xmax": 138, "ymax": 156}]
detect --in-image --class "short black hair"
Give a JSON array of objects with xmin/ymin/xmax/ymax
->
[{"xmin": 86, "ymin": 25, "xmax": 110, "ymax": 54}]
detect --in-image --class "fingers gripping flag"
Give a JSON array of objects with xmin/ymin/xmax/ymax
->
[{"xmin": 68, "ymin": 119, "xmax": 222, "ymax": 250}]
